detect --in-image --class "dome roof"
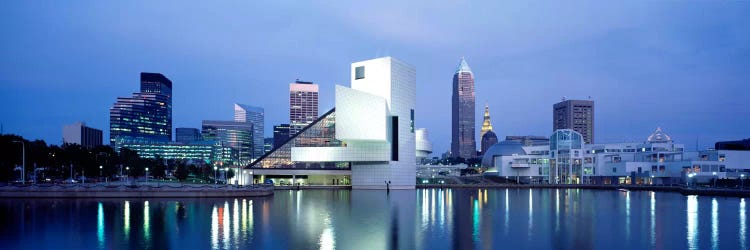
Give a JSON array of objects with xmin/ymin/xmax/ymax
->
[
  {"xmin": 647, "ymin": 127, "xmax": 672, "ymax": 142},
  {"xmin": 481, "ymin": 140, "xmax": 526, "ymax": 167}
]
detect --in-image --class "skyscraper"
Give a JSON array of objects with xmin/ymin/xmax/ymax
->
[
  {"xmin": 289, "ymin": 80, "xmax": 319, "ymax": 135},
  {"xmin": 553, "ymin": 99, "xmax": 594, "ymax": 144},
  {"xmin": 62, "ymin": 122, "xmax": 103, "ymax": 148},
  {"xmin": 272, "ymin": 123, "xmax": 290, "ymax": 148},
  {"xmin": 451, "ymin": 57, "xmax": 476, "ymax": 159},
  {"xmin": 110, "ymin": 72, "xmax": 172, "ymax": 145},
  {"xmin": 234, "ymin": 104, "xmax": 264, "ymax": 159},
  {"xmin": 201, "ymin": 120, "xmax": 254, "ymax": 164},
  {"xmin": 480, "ymin": 104, "xmax": 493, "ymax": 139},
  {"xmin": 480, "ymin": 105, "xmax": 498, "ymax": 154}
]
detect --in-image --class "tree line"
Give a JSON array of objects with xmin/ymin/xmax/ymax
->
[{"xmin": 0, "ymin": 134, "xmax": 234, "ymax": 183}]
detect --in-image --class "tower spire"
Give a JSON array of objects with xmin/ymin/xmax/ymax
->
[{"xmin": 481, "ymin": 104, "xmax": 493, "ymax": 138}]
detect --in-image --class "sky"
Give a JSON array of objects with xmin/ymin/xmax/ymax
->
[{"xmin": 1, "ymin": 1, "xmax": 749, "ymax": 154}]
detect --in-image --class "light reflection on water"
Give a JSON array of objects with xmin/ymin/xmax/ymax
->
[{"xmin": 1, "ymin": 189, "xmax": 749, "ymax": 249}]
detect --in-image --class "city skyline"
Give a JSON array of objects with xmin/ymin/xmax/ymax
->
[{"xmin": 2, "ymin": 1, "xmax": 749, "ymax": 155}]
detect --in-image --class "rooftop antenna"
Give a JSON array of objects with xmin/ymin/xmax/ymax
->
[
  {"xmin": 588, "ymin": 96, "xmax": 591, "ymax": 100},
  {"xmin": 562, "ymin": 96, "xmax": 566, "ymax": 102}
]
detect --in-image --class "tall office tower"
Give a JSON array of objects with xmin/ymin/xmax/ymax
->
[
  {"xmin": 62, "ymin": 122, "xmax": 103, "ymax": 148},
  {"xmin": 451, "ymin": 57, "xmax": 476, "ymax": 159},
  {"xmin": 480, "ymin": 104, "xmax": 493, "ymax": 139},
  {"xmin": 234, "ymin": 104, "xmax": 264, "ymax": 159},
  {"xmin": 201, "ymin": 120, "xmax": 254, "ymax": 164},
  {"xmin": 272, "ymin": 124, "xmax": 290, "ymax": 148},
  {"xmin": 553, "ymin": 99, "xmax": 595, "ymax": 144},
  {"xmin": 176, "ymin": 128, "xmax": 202, "ymax": 143},
  {"xmin": 110, "ymin": 72, "xmax": 173, "ymax": 145},
  {"xmin": 289, "ymin": 80, "xmax": 319, "ymax": 135}
]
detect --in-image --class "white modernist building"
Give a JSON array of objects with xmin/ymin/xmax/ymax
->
[
  {"xmin": 483, "ymin": 127, "xmax": 750, "ymax": 185},
  {"xmin": 249, "ymin": 57, "xmax": 416, "ymax": 189}
]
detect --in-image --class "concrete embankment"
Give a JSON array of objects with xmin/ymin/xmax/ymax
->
[
  {"xmin": 417, "ymin": 184, "xmax": 750, "ymax": 198},
  {"xmin": 0, "ymin": 184, "xmax": 274, "ymax": 198}
]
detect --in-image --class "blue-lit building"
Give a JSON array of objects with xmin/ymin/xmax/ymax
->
[
  {"xmin": 202, "ymin": 120, "xmax": 254, "ymax": 165},
  {"xmin": 176, "ymin": 127, "xmax": 202, "ymax": 143},
  {"xmin": 113, "ymin": 138, "xmax": 231, "ymax": 163},
  {"xmin": 110, "ymin": 72, "xmax": 173, "ymax": 145},
  {"xmin": 234, "ymin": 104, "xmax": 264, "ymax": 159}
]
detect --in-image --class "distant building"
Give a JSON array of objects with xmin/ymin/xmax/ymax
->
[
  {"xmin": 483, "ymin": 127, "xmax": 750, "ymax": 185},
  {"xmin": 553, "ymin": 99, "xmax": 594, "ymax": 144},
  {"xmin": 234, "ymin": 104, "xmax": 264, "ymax": 159},
  {"xmin": 116, "ymin": 140, "xmax": 230, "ymax": 163},
  {"xmin": 62, "ymin": 122, "xmax": 102, "ymax": 148},
  {"xmin": 175, "ymin": 128, "xmax": 202, "ymax": 143},
  {"xmin": 415, "ymin": 128, "xmax": 433, "ymax": 163},
  {"xmin": 715, "ymin": 138, "xmax": 750, "ymax": 151},
  {"xmin": 110, "ymin": 72, "xmax": 173, "ymax": 145},
  {"xmin": 263, "ymin": 138, "xmax": 273, "ymax": 154},
  {"xmin": 451, "ymin": 57, "xmax": 476, "ymax": 159},
  {"xmin": 289, "ymin": 80, "xmax": 319, "ymax": 135},
  {"xmin": 201, "ymin": 120, "xmax": 253, "ymax": 164},
  {"xmin": 480, "ymin": 105, "xmax": 498, "ymax": 154},
  {"xmin": 272, "ymin": 124, "xmax": 291, "ymax": 148},
  {"xmin": 505, "ymin": 135, "xmax": 550, "ymax": 146}
]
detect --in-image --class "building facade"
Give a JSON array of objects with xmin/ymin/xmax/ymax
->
[
  {"xmin": 416, "ymin": 128, "xmax": 433, "ymax": 164},
  {"xmin": 553, "ymin": 99, "xmax": 594, "ymax": 144},
  {"xmin": 201, "ymin": 120, "xmax": 254, "ymax": 165},
  {"xmin": 273, "ymin": 123, "xmax": 291, "ymax": 148},
  {"xmin": 110, "ymin": 72, "xmax": 172, "ymax": 145},
  {"xmin": 116, "ymin": 140, "xmax": 231, "ymax": 163},
  {"xmin": 175, "ymin": 128, "xmax": 202, "ymax": 143},
  {"xmin": 62, "ymin": 122, "xmax": 103, "ymax": 148},
  {"xmin": 451, "ymin": 58, "xmax": 476, "ymax": 159},
  {"xmin": 482, "ymin": 127, "xmax": 750, "ymax": 185},
  {"xmin": 480, "ymin": 105, "xmax": 498, "ymax": 154},
  {"xmin": 234, "ymin": 103, "xmax": 264, "ymax": 159},
  {"xmin": 248, "ymin": 57, "xmax": 417, "ymax": 189},
  {"xmin": 289, "ymin": 80, "xmax": 319, "ymax": 135}
]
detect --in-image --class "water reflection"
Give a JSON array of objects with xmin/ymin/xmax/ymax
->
[
  {"xmin": 123, "ymin": 201, "xmax": 130, "ymax": 239},
  {"xmin": 741, "ymin": 198, "xmax": 747, "ymax": 249},
  {"xmin": 687, "ymin": 195, "xmax": 698, "ymax": 250},
  {"xmin": 97, "ymin": 202, "xmax": 104, "ymax": 249},
  {"xmin": 1, "ymin": 190, "xmax": 749, "ymax": 249},
  {"xmin": 711, "ymin": 198, "xmax": 718, "ymax": 249}
]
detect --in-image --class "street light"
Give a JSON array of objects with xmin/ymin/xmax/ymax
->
[
  {"xmin": 126, "ymin": 166, "xmax": 130, "ymax": 183},
  {"xmin": 651, "ymin": 175, "xmax": 655, "ymax": 185},
  {"xmin": 145, "ymin": 167, "xmax": 149, "ymax": 183},
  {"xmin": 712, "ymin": 172, "xmax": 717, "ymax": 188},
  {"xmin": 12, "ymin": 140, "xmax": 25, "ymax": 184},
  {"xmin": 100, "ymin": 165, "xmax": 103, "ymax": 181},
  {"xmin": 688, "ymin": 173, "xmax": 694, "ymax": 187},
  {"xmin": 214, "ymin": 166, "xmax": 218, "ymax": 186},
  {"xmin": 225, "ymin": 167, "xmax": 229, "ymax": 184},
  {"xmin": 742, "ymin": 174, "xmax": 746, "ymax": 190}
]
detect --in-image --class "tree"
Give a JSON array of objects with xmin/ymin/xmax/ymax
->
[{"xmin": 174, "ymin": 163, "xmax": 188, "ymax": 181}]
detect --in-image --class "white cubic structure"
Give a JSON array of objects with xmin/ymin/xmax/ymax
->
[{"xmin": 290, "ymin": 57, "xmax": 416, "ymax": 189}]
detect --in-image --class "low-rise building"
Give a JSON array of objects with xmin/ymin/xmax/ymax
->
[{"xmin": 483, "ymin": 127, "xmax": 750, "ymax": 185}]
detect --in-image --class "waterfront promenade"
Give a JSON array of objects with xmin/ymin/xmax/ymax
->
[{"xmin": 0, "ymin": 183, "xmax": 274, "ymax": 198}]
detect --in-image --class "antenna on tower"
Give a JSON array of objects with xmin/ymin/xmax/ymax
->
[{"xmin": 562, "ymin": 96, "xmax": 566, "ymax": 102}]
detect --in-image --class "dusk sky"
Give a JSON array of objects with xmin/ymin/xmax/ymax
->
[{"xmin": 1, "ymin": 1, "xmax": 749, "ymax": 154}]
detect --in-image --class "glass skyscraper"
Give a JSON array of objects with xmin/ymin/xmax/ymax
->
[
  {"xmin": 110, "ymin": 72, "xmax": 172, "ymax": 145},
  {"xmin": 234, "ymin": 103, "xmax": 264, "ymax": 159},
  {"xmin": 451, "ymin": 58, "xmax": 476, "ymax": 159},
  {"xmin": 289, "ymin": 80, "xmax": 319, "ymax": 135},
  {"xmin": 201, "ymin": 120, "xmax": 254, "ymax": 165}
]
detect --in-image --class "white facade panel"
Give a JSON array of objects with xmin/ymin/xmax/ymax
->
[
  {"xmin": 291, "ymin": 142, "xmax": 390, "ymax": 162},
  {"xmin": 335, "ymin": 85, "xmax": 388, "ymax": 142}
]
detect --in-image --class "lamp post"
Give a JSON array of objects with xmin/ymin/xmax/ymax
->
[
  {"xmin": 651, "ymin": 175, "xmax": 655, "ymax": 185},
  {"xmin": 712, "ymin": 172, "xmax": 717, "ymax": 188},
  {"xmin": 688, "ymin": 173, "xmax": 694, "ymax": 187},
  {"xmin": 214, "ymin": 166, "xmax": 218, "ymax": 187},
  {"xmin": 126, "ymin": 166, "xmax": 130, "ymax": 183},
  {"xmin": 100, "ymin": 165, "xmax": 103, "ymax": 182},
  {"xmin": 742, "ymin": 174, "xmax": 745, "ymax": 190},
  {"xmin": 145, "ymin": 167, "xmax": 149, "ymax": 184},
  {"xmin": 225, "ymin": 167, "xmax": 229, "ymax": 184},
  {"xmin": 12, "ymin": 140, "xmax": 25, "ymax": 184}
]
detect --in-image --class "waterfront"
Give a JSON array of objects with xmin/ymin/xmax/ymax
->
[{"xmin": 0, "ymin": 189, "xmax": 748, "ymax": 249}]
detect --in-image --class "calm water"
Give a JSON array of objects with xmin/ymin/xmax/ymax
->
[{"xmin": 0, "ymin": 189, "xmax": 748, "ymax": 250}]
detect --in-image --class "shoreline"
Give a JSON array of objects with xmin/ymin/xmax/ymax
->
[{"xmin": 0, "ymin": 183, "xmax": 274, "ymax": 198}]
